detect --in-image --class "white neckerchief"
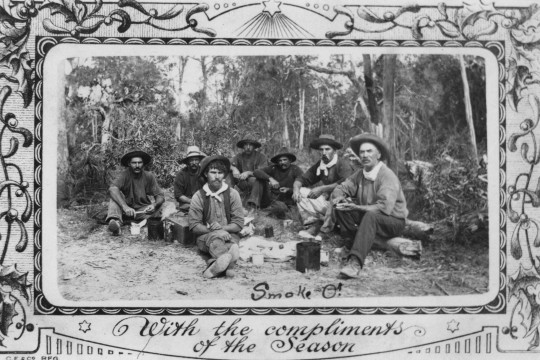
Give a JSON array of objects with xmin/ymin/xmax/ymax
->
[
  {"xmin": 363, "ymin": 162, "xmax": 383, "ymax": 181},
  {"xmin": 316, "ymin": 154, "xmax": 338, "ymax": 176},
  {"xmin": 203, "ymin": 182, "xmax": 228, "ymax": 202}
]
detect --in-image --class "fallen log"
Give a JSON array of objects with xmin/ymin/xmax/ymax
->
[{"xmin": 373, "ymin": 236, "xmax": 423, "ymax": 258}]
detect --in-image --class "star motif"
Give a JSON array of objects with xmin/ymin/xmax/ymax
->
[
  {"xmin": 262, "ymin": 0, "xmax": 281, "ymax": 16},
  {"xmin": 447, "ymin": 319, "xmax": 459, "ymax": 333},
  {"xmin": 79, "ymin": 320, "xmax": 91, "ymax": 333}
]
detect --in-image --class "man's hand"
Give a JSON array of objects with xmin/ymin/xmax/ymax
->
[
  {"xmin": 123, "ymin": 206, "xmax": 136, "ymax": 218},
  {"xmin": 332, "ymin": 196, "xmax": 347, "ymax": 206},
  {"xmin": 213, "ymin": 229, "xmax": 232, "ymax": 241},
  {"xmin": 145, "ymin": 204, "xmax": 155, "ymax": 214},
  {"xmin": 269, "ymin": 178, "xmax": 280, "ymax": 189},
  {"xmin": 208, "ymin": 222, "xmax": 223, "ymax": 231},
  {"xmin": 279, "ymin": 187, "xmax": 291, "ymax": 194},
  {"xmin": 292, "ymin": 189, "xmax": 302, "ymax": 203},
  {"xmin": 239, "ymin": 171, "xmax": 252, "ymax": 181},
  {"xmin": 307, "ymin": 186, "xmax": 325, "ymax": 199}
]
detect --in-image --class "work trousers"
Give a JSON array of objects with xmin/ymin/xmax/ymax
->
[
  {"xmin": 236, "ymin": 176, "xmax": 271, "ymax": 208},
  {"xmin": 296, "ymin": 187, "xmax": 331, "ymax": 225},
  {"xmin": 106, "ymin": 194, "xmax": 162, "ymax": 225},
  {"xmin": 197, "ymin": 231, "xmax": 240, "ymax": 268},
  {"xmin": 335, "ymin": 209, "xmax": 406, "ymax": 266}
]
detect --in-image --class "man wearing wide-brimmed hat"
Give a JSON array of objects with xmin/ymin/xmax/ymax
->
[
  {"xmin": 332, "ymin": 133, "xmax": 408, "ymax": 278},
  {"xmin": 253, "ymin": 147, "xmax": 303, "ymax": 206},
  {"xmin": 292, "ymin": 134, "xmax": 354, "ymax": 227},
  {"xmin": 188, "ymin": 155, "xmax": 244, "ymax": 279},
  {"xmin": 231, "ymin": 138, "xmax": 269, "ymax": 213},
  {"xmin": 106, "ymin": 149, "xmax": 165, "ymax": 236},
  {"xmin": 174, "ymin": 145, "xmax": 206, "ymax": 213}
]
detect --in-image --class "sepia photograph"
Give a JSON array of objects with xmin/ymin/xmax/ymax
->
[{"xmin": 43, "ymin": 46, "xmax": 496, "ymax": 307}]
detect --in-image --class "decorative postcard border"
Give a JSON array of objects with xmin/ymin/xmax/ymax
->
[
  {"xmin": 32, "ymin": 36, "xmax": 506, "ymax": 316},
  {"xmin": 1, "ymin": 0, "xmax": 540, "ymax": 354}
]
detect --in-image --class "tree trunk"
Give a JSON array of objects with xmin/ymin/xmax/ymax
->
[
  {"xmin": 459, "ymin": 55, "xmax": 479, "ymax": 174},
  {"xmin": 200, "ymin": 56, "xmax": 208, "ymax": 126},
  {"xmin": 363, "ymin": 54, "xmax": 379, "ymax": 125},
  {"xmin": 281, "ymin": 103, "xmax": 290, "ymax": 147},
  {"xmin": 298, "ymin": 87, "xmax": 305, "ymax": 149},
  {"xmin": 175, "ymin": 57, "xmax": 188, "ymax": 140},
  {"xmin": 382, "ymin": 55, "xmax": 397, "ymax": 170},
  {"xmin": 98, "ymin": 107, "xmax": 111, "ymax": 149},
  {"xmin": 57, "ymin": 60, "xmax": 70, "ymax": 208}
]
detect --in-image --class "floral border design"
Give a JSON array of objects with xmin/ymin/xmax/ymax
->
[{"xmin": 0, "ymin": 0, "xmax": 539, "ymax": 353}]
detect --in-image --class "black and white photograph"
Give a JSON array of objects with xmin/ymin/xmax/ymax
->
[{"xmin": 48, "ymin": 48, "xmax": 494, "ymax": 304}]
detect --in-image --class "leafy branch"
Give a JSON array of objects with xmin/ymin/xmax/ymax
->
[
  {"xmin": 39, "ymin": 0, "xmax": 216, "ymax": 37},
  {"xmin": 327, "ymin": 2, "xmax": 518, "ymax": 40}
]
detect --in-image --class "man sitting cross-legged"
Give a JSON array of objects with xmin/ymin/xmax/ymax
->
[
  {"xmin": 292, "ymin": 134, "xmax": 354, "ymax": 228},
  {"xmin": 188, "ymin": 155, "xmax": 244, "ymax": 279},
  {"xmin": 253, "ymin": 147, "xmax": 304, "ymax": 207},
  {"xmin": 106, "ymin": 149, "xmax": 164, "ymax": 236},
  {"xmin": 331, "ymin": 134, "xmax": 408, "ymax": 278}
]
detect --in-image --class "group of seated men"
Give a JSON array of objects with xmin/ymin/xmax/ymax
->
[{"xmin": 105, "ymin": 133, "xmax": 408, "ymax": 280}]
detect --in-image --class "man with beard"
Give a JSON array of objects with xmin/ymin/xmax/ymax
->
[
  {"xmin": 292, "ymin": 134, "xmax": 354, "ymax": 227},
  {"xmin": 253, "ymin": 147, "xmax": 303, "ymax": 206},
  {"xmin": 174, "ymin": 146, "xmax": 206, "ymax": 213},
  {"xmin": 188, "ymin": 155, "xmax": 244, "ymax": 278},
  {"xmin": 331, "ymin": 134, "xmax": 408, "ymax": 278},
  {"xmin": 106, "ymin": 149, "xmax": 165, "ymax": 236},
  {"xmin": 231, "ymin": 138, "xmax": 268, "ymax": 213}
]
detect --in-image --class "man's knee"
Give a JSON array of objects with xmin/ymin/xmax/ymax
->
[{"xmin": 208, "ymin": 238, "xmax": 229, "ymax": 258}]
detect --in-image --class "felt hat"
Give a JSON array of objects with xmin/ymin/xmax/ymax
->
[
  {"xmin": 349, "ymin": 133, "xmax": 390, "ymax": 161},
  {"xmin": 198, "ymin": 155, "xmax": 231, "ymax": 178},
  {"xmin": 120, "ymin": 149, "xmax": 152, "ymax": 167},
  {"xmin": 236, "ymin": 138, "xmax": 262, "ymax": 149},
  {"xmin": 270, "ymin": 147, "xmax": 297, "ymax": 164},
  {"xmin": 179, "ymin": 145, "xmax": 206, "ymax": 164},
  {"xmin": 309, "ymin": 134, "xmax": 343, "ymax": 150}
]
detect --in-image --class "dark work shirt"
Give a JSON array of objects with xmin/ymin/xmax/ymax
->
[
  {"xmin": 231, "ymin": 151, "xmax": 268, "ymax": 173},
  {"xmin": 299, "ymin": 157, "xmax": 354, "ymax": 187},
  {"xmin": 253, "ymin": 164, "xmax": 304, "ymax": 190},
  {"xmin": 174, "ymin": 168, "xmax": 203, "ymax": 202},
  {"xmin": 111, "ymin": 169, "xmax": 163, "ymax": 210}
]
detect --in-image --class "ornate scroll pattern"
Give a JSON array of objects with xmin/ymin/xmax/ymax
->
[
  {"xmin": 326, "ymin": 1, "xmax": 520, "ymax": 40},
  {"xmin": 0, "ymin": 0, "xmax": 35, "ymax": 346},
  {"xmin": 39, "ymin": 0, "xmax": 216, "ymax": 37},
  {"xmin": 506, "ymin": 4, "xmax": 540, "ymax": 352}
]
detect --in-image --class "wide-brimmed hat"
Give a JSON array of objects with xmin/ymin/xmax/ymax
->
[
  {"xmin": 179, "ymin": 145, "xmax": 206, "ymax": 164},
  {"xmin": 236, "ymin": 138, "xmax": 262, "ymax": 149},
  {"xmin": 271, "ymin": 147, "xmax": 297, "ymax": 164},
  {"xmin": 198, "ymin": 155, "xmax": 231, "ymax": 178},
  {"xmin": 309, "ymin": 134, "xmax": 343, "ymax": 150},
  {"xmin": 120, "ymin": 149, "xmax": 152, "ymax": 167},
  {"xmin": 349, "ymin": 133, "xmax": 390, "ymax": 161}
]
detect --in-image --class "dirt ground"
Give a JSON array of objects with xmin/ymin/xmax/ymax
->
[{"xmin": 57, "ymin": 207, "xmax": 489, "ymax": 301}]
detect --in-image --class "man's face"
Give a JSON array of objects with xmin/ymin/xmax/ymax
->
[
  {"xmin": 277, "ymin": 156, "xmax": 291, "ymax": 170},
  {"xmin": 187, "ymin": 157, "xmax": 201, "ymax": 172},
  {"xmin": 319, "ymin": 145, "xmax": 336, "ymax": 164},
  {"xmin": 206, "ymin": 168, "xmax": 224, "ymax": 191},
  {"xmin": 358, "ymin": 142, "xmax": 380, "ymax": 171},
  {"xmin": 129, "ymin": 157, "xmax": 144, "ymax": 174},
  {"xmin": 243, "ymin": 143, "xmax": 254, "ymax": 156}
]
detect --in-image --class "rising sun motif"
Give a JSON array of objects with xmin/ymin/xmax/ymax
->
[{"xmin": 237, "ymin": 0, "xmax": 313, "ymax": 38}]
